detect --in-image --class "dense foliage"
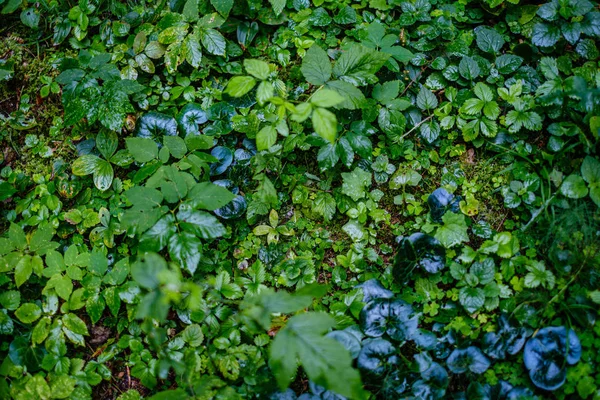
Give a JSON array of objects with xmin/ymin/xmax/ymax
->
[{"xmin": 1, "ymin": 0, "xmax": 600, "ymax": 398}]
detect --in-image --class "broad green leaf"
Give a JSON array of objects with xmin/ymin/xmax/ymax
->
[
  {"xmin": 126, "ymin": 137, "xmax": 159, "ymax": 163},
  {"xmin": 435, "ymin": 212, "xmax": 469, "ymax": 248},
  {"xmin": 256, "ymin": 125, "xmax": 277, "ymax": 150},
  {"xmin": 341, "ymin": 167, "xmax": 372, "ymax": 201},
  {"xmin": 475, "ymin": 27, "xmax": 504, "ymax": 53},
  {"xmin": 270, "ymin": 312, "xmax": 366, "ymax": 399},
  {"xmin": 459, "ymin": 287, "xmax": 485, "ymax": 313},
  {"xmin": 131, "ymin": 252, "xmax": 167, "ymax": 289},
  {"xmin": 168, "ymin": 232, "xmax": 202, "ymax": 274},
  {"xmin": 93, "ymin": 159, "xmax": 114, "ymax": 191},
  {"xmin": 15, "ymin": 303, "xmax": 42, "ymax": 324},
  {"xmin": 312, "ymin": 107, "xmax": 337, "ymax": 143},
  {"xmin": 29, "ymin": 224, "xmax": 56, "ymax": 254},
  {"xmin": 164, "ymin": 136, "xmax": 187, "ymax": 159},
  {"xmin": 158, "ymin": 25, "xmax": 188, "ymax": 45},
  {"xmin": 9, "ymin": 223, "xmax": 27, "ymax": 250},
  {"xmin": 325, "ymin": 80, "xmax": 366, "ymax": 110},
  {"xmin": 181, "ymin": 324, "xmax": 204, "ymax": 347},
  {"xmin": 269, "ymin": 0, "xmax": 285, "ymax": 15},
  {"xmin": 62, "ymin": 313, "xmax": 88, "ymax": 335},
  {"xmin": 581, "ymin": 156, "xmax": 600, "ymax": 184},
  {"xmin": 182, "ymin": 35, "xmax": 202, "ymax": 67},
  {"xmin": 244, "ymin": 59, "xmax": 270, "ymax": 80},
  {"xmin": 72, "ymin": 155, "xmax": 100, "ymax": 176},
  {"xmin": 186, "ymin": 182, "xmax": 236, "ymax": 210},
  {"xmin": 183, "ymin": 0, "xmax": 199, "ymax": 21},
  {"xmin": 177, "ymin": 207, "xmax": 227, "ymax": 239},
  {"xmin": 224, "ymin": 76, "xmax": 256, "ymax": 97},
  {"xmin": 211, "ymin": 0, "xmax": 233, "ymax": 16},
  {"xmin": 560, "ymin": 175, "xmax": 588, "ymax": 198},
  {"xmin": 96, "ymin": 130, "xmax": 118, "ymax": 159},
  {"xmin": 310, "ymin": 89, "xmax": 344, "ymax": 108},
  {"xmin": 416, "ymin": 87, "xmax": 438, "ymax": 110},
  {"xmin": 531, "ymin": 23, "xmax": 560, "ymax": 47},
  {"xmin": 459, "ymin": 56, "xmax": 480, "ymax": 80},
  {"xmin": 301, "ymin": 45, "xmax": 332, "ymax": 86},
  {"xmin": 332, "ymin": 44, "xmax": 389, "ymax": 86},
  {"xmin": 200, "ymin": 28, "xmax": 226, "ymax": 56}
]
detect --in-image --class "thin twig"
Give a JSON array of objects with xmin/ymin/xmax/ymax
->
[{"xmin": 399, "ymin": 114, "xmax": 434, "ymax": 140}]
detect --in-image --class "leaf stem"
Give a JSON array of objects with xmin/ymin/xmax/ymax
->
[{"xmin": 400, "ymin": 114, "xmax": 434, "ymax": 140}]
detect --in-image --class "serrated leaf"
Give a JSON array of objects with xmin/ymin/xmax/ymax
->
[
  {"xmin": 301, "ymin": 45, "xmax": 332, "ymax": 86},
  {"xmin": 312, "ymin": 107, "xmax": 338, "ymax": 143}
]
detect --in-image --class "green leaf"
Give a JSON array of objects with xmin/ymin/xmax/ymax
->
[
  {"xmin": 186, "ymin": 182, "xmax": 236, "ymax": 210},
  {"xmin": 256, "ymin": 125, "xmax": 278, "ymax": 150},
  {"xmin": 224, "ymin": 76, "xmax": 256, "ymax": 97},
  {"xmin": 372, "ymin": 80, "xmax": 400, "ymax": 103},
  {"xmin": 158, "ymin": 25, "xmax": 188, "ymax": 45},
  {"xmin": 86, "ymin": 292, "xmax": 105, "ymax": 324},
  {"xmin": 581, "ymin": 156, "xmax": 600, "ymax": 184},
  {"xmin": 15, "ymin": 303, "xmax": 42, "ymax": 324},
  {"xmin": 270, "ymin": 313, "xmax": 366, "ymax": 399},
  {"xmin": 93, "ymin": 160, "xmax": 114, "ymax": 191},
  {"xmin": 177, "ymin": 207, "xmax": 227, "ymax": 239},
  {"xmin": 168, "ymin": 232, "xmax": 202, "ymax": 274},
  {"xmin": 164, "ymin": 136, "xmax": 187, "ymax": 159},
  {"xmin": 47, "ymin": 274, "xmax": 73, "ymax": 300},
  {"xmin": 182, "ymin": 0, "xmax": 199, "ymax": 21},
  {"xmin": 182, "ymin": 35, "xmax": 202, "ymax": 68},
  {"xmin": 310, "ymin": 89, "xmax": 344, "ymax": 108},
  {"xmin": 325, "ymin": 80, "xmax": 366, "ymax": 110},
  {"xmin": 312, "ymin": 107, "xmax": 337, "ymax": 143},
  {"xmin": 459, "ymin": 287, "xmax": 485, "ymax": 313},
  {"xmin": 312, "ymin": 192, "xmax": 337, "ymax": 221},
  {"xmin": 532, "ymin": 23, "xmax": 560, "ymax": 47},
  {"xmin": 62, "ymin": 313, "xmax": 88, "ymax": 335},
  {"xmin": 29, "ymin": 224, "xmax": 56, "ymax": 254},
  {"xmin": 126, "ymin": 137, "xmax": 159, "ymax": 163},
  {"xmin": 341, "ymin": 167, "xmax": 372, "ymax": 202},
  {"xmin": 200, "ymin": 28, "xmax": 226, "ymax": 56},
  {"xmin": 269, "ymin": 0, "xmax": 285, "ymax": 16},
  {"xmin": 96, "ymin": 130, "xmax": 118, "ymax": 160},
  {"xmin": 416, "ymin": 86, "xmax": 438, "ymax": 110},
  {"xmin": 459, "ymin": 56, "xmax": 480, "ymax": 80},
  {"xmin": 560, "ymin": 175, "xmax": 588, "ymax": 199},
  {"xmin": 475, "ymin": 27, "xmax": 504, "ymax": 53},
  {"xmin": 244, "ymin": 59, "xmax": 270, "ymax": 80},
  {"xmin": 181, "ymin": 324, "xmax": 204, "ymax": 347},
  {"xmin": 332, "ymin": 44, "xmax": 389, "ymax": 86},
  {"xmin": 72, "ymin": 155, "xmax": 100, "ymax": 176},
  {"xmin": 301, "ymin": 45, "xmax": 332, "ymax": 86},
  {"xmin": 211, "ymin": 0, "xmax": 233, "ymax": 16},
  {"xmin": 9, "ymin": 223, "xmax": 27, "ymax": 250},
  {"xmin": 0, "ymin": 290, "xmax": 20, "ymax": 310},
  {"xmin": 435, "ymin": 212, "xmax": 469, "ymax": 248},
  {"xmin": 126, "ymin": 186, "xmax": 163, "ymax": 208},
  {"xmin": 131, "ymin": 252, "xmax": 167, "ymax": 289}
]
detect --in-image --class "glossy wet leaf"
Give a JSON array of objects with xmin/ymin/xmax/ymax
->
[
  {"xmin": 135, "ymin": 112, "xmax": 178, "ymax": 141},
  {"xmin": 393, "ymin": 233, "xmax": 446, "ymax": 283},
  {"xmin": 357, "ymin": 338, "xmax": 399, "ymax": 377},
  {"xmin": 447, "ymin": 347, "xmax": 490, "ymax": 374},
  {"xmin": 524, "ymin": 326, "xmax": 581, "ymax": 390},
  {"xmin": 359, "ymin": 298, "xmax": 418, "ymax": 341}
]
